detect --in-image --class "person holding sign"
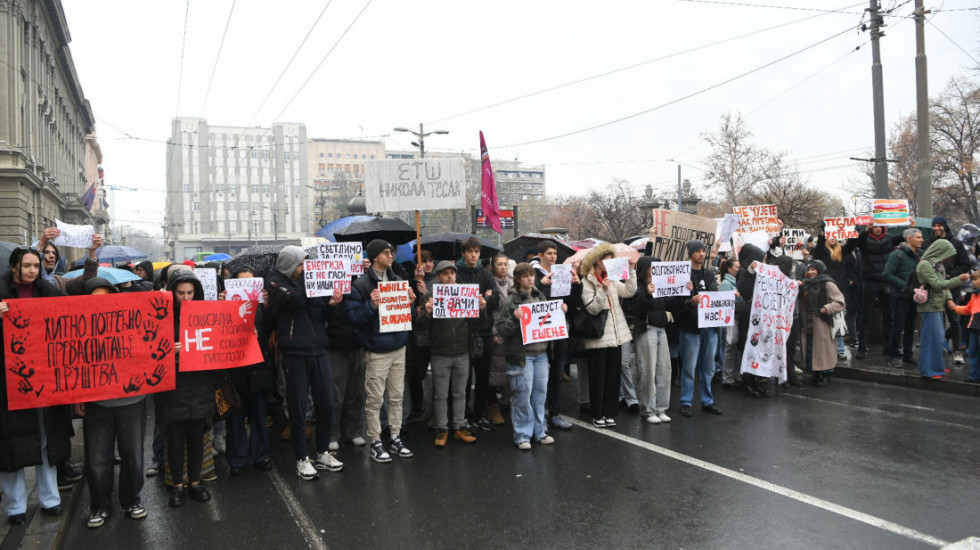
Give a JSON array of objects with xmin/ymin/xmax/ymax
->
[
  {"xmin": 0, "ymin": 247, "xmax": 73, "ymax": 524},
  {"xmin": 533, "ymin": 240, "xmax": 577, "ymax": 432},
  {"xmin": 846, "ymin": 218, "xmax": 903, "ymax": 360},
  {"xmin": 36, "ymin": 227, "xmax": 103, "ymax": 294},
  {"xmin": 627, "ymin": 256, "xmax": 673, "ymax": 425},
  {"xmin": 799, "ymin": 261, "xmax": 846, "ymax": 387}
]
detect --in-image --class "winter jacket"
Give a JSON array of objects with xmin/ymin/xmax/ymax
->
[
  {"xmin": 923, "ymin": 225, "xmax": 972, "ymax": 278},
  {"xmin": 951, "ymin": 290, "xmax": 980, "ymax": 330},
  {"xmin": 325, "ymin": 293, "xmax": 360, "ymax": 351},
  {"xmin": 47, "ymin": 257, "xmax": 99, "ymax": 295},
  {"xmin": 629, "ymin": 256, "xmax": 671, "ymax": 331},
  {"xmin": 915, "ymin": 240, "xmax": 964, "ymax": 313},
  {"xmin": 668, "ymin": 263, "xmax": 718, "ymax": 334},
  {"xmin": 734, "ymin": 244, "xmax": 767, "ymax": 350},
  {"xmin": 812, "ymin": 235, "xmax": 852, "ymax": 293},
  {"xmin": 455, "ymin": 259, "xmax": 499, "ymax": 335},
  {"xmin": 495, "ymin": 286, "xmax": 548, "ymax": 366},
  {"xmin": 415, "ymin": 286, "xmax": 485, "ymax": 357},
  {"xmin": 845, "ymin": 228, "xmax": 901, "ymax": 282},
  {"xmin": 266, "ymin": 269, "xmax": 331, "ymax": 357},
  {"xmin": 580, "ymin": 244, "xmax": 636, "ymax": 349},
  {"xmin": 882, "ymin": 244, "xmax": 921, "ymax": 296},
  {"xmin": 227, "ymin": 301, "xmax": 276, "ymax": 396},
  {"xmin": 345, "ymin": 266, "xmax": 411, "ymax": 353}
]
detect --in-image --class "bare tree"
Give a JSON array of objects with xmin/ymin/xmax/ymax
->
[
  {"xmin": 545, "ymin": 195, "xmax": 604, "ymax": 241},
  {"xmin": 744, "ymin": 166, "xmax": 843, "ymax": 231},
  {"xmin": 702, "ymin": 112, "xmax": 783, "ymax": 205},
  {"xmin": 931, "ymin": 77, "xmax": 980, "ymax": 224}
]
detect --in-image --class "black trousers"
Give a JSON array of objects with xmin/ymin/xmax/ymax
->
[
  {"xmin": 588, "ymin": 346, "xmax": 622, "ymax": 420},
  {"xmin": 890, "ymin": 295, "xmax": 918, "ymax": 359},
  {"xmin": 282, "ymin": 354, "xmax": 334, "ymax": 460},
  {"xmin": 858, "ymin": 280, "xmax": 892, "ymax": 353},
  {"xmin": 84, "ymin": 400, "xmax": 146, "ymax": 510},
  {"xmin": 165, "ymin": 418, "xmax": 206, "ymax": 485},
  {"xmin": 546, "ymin": 339, "xmax": 569, "ymax": 417}
]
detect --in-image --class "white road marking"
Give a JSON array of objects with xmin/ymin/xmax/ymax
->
[
  {"xmin": 566, "ymin": 417, "xmax": 952, "ymax": 548},
  {"xmin": 781, "ymin": 393, "xmax": 980, "ymax": 432},
  {"xmin": 269, "ymin": 468, "xmax": 329, "ymax": 550},
  {"xmin": 941, "ymin": 537, "xmax": 980, "ymax": 549}
]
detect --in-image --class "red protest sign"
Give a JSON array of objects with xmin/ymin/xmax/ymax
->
[
  {"xmin": 3, "ymin": 293, "xmax": 176, "ymax": 410},
  {"xmin": 178, "ymin": 300, "xmax": 263, "ymax": 372}
]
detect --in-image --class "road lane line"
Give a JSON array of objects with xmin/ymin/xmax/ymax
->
[
  {"xmin": 565, "ymin": 417, "xmax": 951, "ymax": 548},
  {"xmin": 781, "ymin": 393, "xmax": 980, "ymax": 432},
  {"xmin": 269, "ymin": 468, "xmax": 329, "ymax": 550}
]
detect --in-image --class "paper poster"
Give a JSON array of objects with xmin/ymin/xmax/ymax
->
[
  {"xmin": 783, "ymin": 229, "xmax": 808, "ymax": 260},
  {"xmin": 224, "ymin": 277, "xmax": 265, "ymax": 303},
  {"xmin": 872, "ymin": 199, "xmax": 910, "ymax": 226},
  {"xmin": 432, "ymin": 284, "xmax": 480, "ymax": 319},
  {"xmin": 824, "ymin": 216, "xmax": 872, "ymax": 240},
  {"xmin": 717, "ymin": 213, "xmax": 741, "ymax": 245},
  {"xmin": 602, "ymin": 257, "xmax": 630, "ymax": 281},
  {"xmin": 192, "ymin": 268, "xmax": 218, "ymax": 301},
  {"xmin": 364, "ymin": 159, "xmax": 467, "ymax": 213},
  {"xmin": 739, "ymin": 264, "xmax": 799, "ymax": 383},
  {"xmin": 304, "ymin": 258, "xmax": 351, "ymax": 297},
  {"xmin": 378, "ymin": 281, "xmax": 412, "ymax": 333},
  {"xmin": 698, "ymin": 291, "xmax": 736, "ymax": 328},
  {"xmin": 2, "ymin": 293, "xmax": 176, "ymax": 410},
  {"xmin": 649, "ymin": 261, "xmax": 692, "ymax": 298},
  {"xmin": 740, "ymin": 230, "xmax": 771, "ymax": 253},
  {"xmin": 733, "ymin": 204, "xmax": 780, "ymax": 235},
  {"xmin": 649, "ymin": 209, "xmax": 718, "ymax": 261},
  {"xmin": 317, "ymin": 242, "xmax": 364, "ymax": 276},
  {"xmin": 550, "ymin": 264, "xmax": 572, "ymax": 298},
  {"xmin": 519, "ymin": 299, "xmax": 568, "ymax": 345},
  {"xmin": 52, "ymin": 219, "xmax": 94, "ymax": 249},
  {"xmin": 178, "ymin": 300, "xmax": 263, "ymax": 372}
]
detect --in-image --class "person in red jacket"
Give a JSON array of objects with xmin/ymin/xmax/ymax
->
[{"xmin": 950, "ymin": 270, "xmax": 980, "ymax": 383}]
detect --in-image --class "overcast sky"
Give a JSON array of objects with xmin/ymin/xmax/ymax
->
[{"xmin": 60, "ymin": 0, "xmax": 979, "ymax": 236}]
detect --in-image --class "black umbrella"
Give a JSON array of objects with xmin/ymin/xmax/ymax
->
[
  {"xmin": 72, "ymin": 245, "xmax": 149, "ymax": 267},
  {"xmin": 503, "ymin": 233, "xmax": 577, "ymax": 263},
  {"xmin": 332, "ymin": 217, "xmax": 417, "ymax": 246},
  {"xmin": 0, "ymin": 241, "xmax": 22, "ymax": 276},
  {"xmin": 223, "ymin": 244, "xmax": 288, "ymax": 279},
  {"xmin": 420, "ymin": 232, "xmax": 501, "ymax": 261}
]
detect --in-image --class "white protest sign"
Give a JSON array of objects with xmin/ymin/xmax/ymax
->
[
  {"xmin": 432, "ymin": 284, "xmax": 480, "ymax": 319},
  {"xmin": 739, "ymin": 264, "xmax": 799, "ymax": 383},
  {"xmin": 740, "ymin": 230, "xmax": 771, "ymax": 253},
  {"xmin": 224, "ymin": 277, "xmax": 265, "ymax": 303},
  {"xmin": 519, "ymin": 299, "xmax": 568, "ymax": 345},
  {"xmin": 304, "ymin": 258, "xmax": 351, "ymax": 297},
  {"xmin": 378, "ymin": 281, "xmax": 413, "ymax": 333},
  {"xmin": 602, "ymin": 257, "xmax": 630, "ymax": 281},
  {"xmin": 717, "ymin": 213, "xmax": 741, "ymax": 245},
  {"xmin": 192, "ymin": 268, "xmax": 218, "ymax": 301},
  {"xmin": 783, "ymin": 229, "xmax": 807, "ymax": 260},
  {"xmin": 317, "ymin": 242, "xmax": 363, "ymax": 276},
  {"xmin": 733, "ymin": 204, "xmax": 779, "ymax": 235},
  {"xmin": 698, "ymin": 291, "xmax": 736, "ymax": 328},
  {"xmin": 824, "ymin": 216, "xmax": 872, "ymax": 240},
  {"xmin": 364, "ymin": 159, "xmax": 466, "ymax": 213},
  {"xmin": 550, "ymin": 264, "xmax": 572, "ymax": 298},
  {"xmin": 52, "ymin": 219, "xmax": 94, "ymax": 248},
  {"xmin": 649, "ymin": 261, "xmax": 691, "ymax": 298}
]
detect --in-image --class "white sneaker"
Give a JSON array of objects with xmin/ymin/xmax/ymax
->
[
  {"xmin": 351, "ymin": 437, "xmax": 367, "ymax": 446},
  {"xmin": 953, "ymin": 352, "xmax": 965, "ymax": 364},
  {"xmin": 328, "ymin": 441, "xmax": 339, "ymax": 452},
  {"xmin": 296, "ymin": 458, "xmax": 319, "ymax": 480},
  {"xmin": 536, "ymin": 435, "xmax": 555, "ymax": 445},
  {"xmin": 213, "ymin": 435, "xmax": 226, "ymax": 455},
  {"xmin": 657, "ymin": 412, "xmax": 672, "ymax": 423},
  {"xmin": 516, "ymin": 441, "xmax": 531, "ymax": 450},
  {"xmin": 314, "ymin": 451, "xmax": 344, "ymax": 472},
  {"xmin": 644, "ymin": 414, "xmax": 661, "ymax": 425}
]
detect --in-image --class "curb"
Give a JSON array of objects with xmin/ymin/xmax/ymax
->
[
  {"xmin": 52, "ymin": 477, "xmax": 84, "ymax": 550},
  {"xmin": 834, "ymin": 365, "xmax": 980, "ymax": 397}
]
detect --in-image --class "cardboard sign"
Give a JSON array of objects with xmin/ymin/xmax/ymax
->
[
  {"xmin": 739, "ymin": 264, "xmax": 799, "ymax": 383},
  {"xmin": 783, "ymin": 229, "xmax": 808, "ymax": 260},
  {"xmin": 192, "ymin": 268, "xmax": 218, "ymax": 301},
  {"xmin": 519, "ymin": 299, "xmax": 568, "ymax": 345},
  {"xmin": 304, "ymin": 259, "xmax": 351, "ymax": 297},
  {"xmin": 550, "ymin": 264, "xmax": 572, "ymax": 298},
  {"xmin": 432, "ymin": 284, "xmax": 480, "ymax": 319},
  {"xmin": 602, "ymin": 257, "xmax": 630, "ymax": 281},
  {"xmin": 872, "ymin": 199, "xmax": 910, "ymax": 226},
  {"xmin": 698, "ymin": 291, "xmax": 736, "ymax": 328},
  {"xmin": 733, "ymin": 204, "xmax": 779, "ymax": 235},
  {"xmin": 2, "ymin": 293, "xmax": 176, "ymax": 410},
  {"xmin": 317, "ymin": 242, "xmax": 364, "ymax": 276},
  {"xmin": 178, "ymin": 300, "xmax": 263, "ymax": 372},
  {"xmin": 649, "ymin": 209, "xmax": 718, "ymax": 262},
  {"xmin": 52, "ymin": 219, "xmax": 94, "ymax": 249},
  {"xmin": 649, "ymin": 261, "xmax": 692, "ymax": 298},
  {"xmin": 379, "ymin": 281, "xmax": 412, "ymax": 333},
  {"xmin": 364, "ymin": 159, "xmax": 466, "ymax": 213},
  {"xmin": 824, "ymin": 216, "xmax": 872, "ymax": 240},
  {"xmin": 224, "ymin": 277, "xmax": 265, "ymax": 303}
]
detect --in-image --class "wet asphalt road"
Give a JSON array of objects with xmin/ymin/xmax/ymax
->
[{"xmin": 59, "ymin": 376, "xmax": 979, "ymax": 550}]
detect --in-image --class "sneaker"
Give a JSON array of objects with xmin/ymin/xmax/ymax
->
[
  {"xmin": 516, "ymin": 441, "xmax": 531, "ymax": 450},
  {"xmin": 369, "ymin": 440, "xmax": 392, "ymax": 463},
  {"xmin": 474, "ymin": 417, "xmax": 495, "ymax": 432},
  {"xmin": 837, "ymin": 353, "xmax": 847, "ymax": 360},
  {"xmin": 592, "ymin": 418, "xmax": 606, "ymax": 428},
  {"xmin": 644, "ymin": 414, "xmax": 662, "ymax": 425},
  {"xmin": 603, "ymin": 417, "xmax": 617, "ymax": 428},
  {"xmin": 548, "ymin": 415, "xmax": 573, "ymax": 431},
  {"xmin": 87, "ymin": 509, "xmax": 109, "ymax": 529},
  {"xmin": 57, "ymin": 471, "xmax": 73, "ymax": 491},
  {"xmin": 657, "ymin": 412, "xmax": 672, "ymax": 423},
  {"xmin": 126, "ymin": 504, "xmax": 147, "ymax": 520},
  {"xmin": 434, "ymin": 430, "xmax": 448, "ymax": 447},
  {"xmin": 902, "ymin": 356, "xmax": 917, "ymax": 365},
  {"xmin": 953, "ymin": 352, "xmax": 965, "ymax": 364},
  {"xmin": 314, "ymin": 451, "xmax": 344, "ymax": 472},
  {"xmin": 888, "ymin": 357, "xmax": 902, "ymax": 368},
  {"xmin": 213, "ymin": 435, "xmax": 226, "ymax": 455},
  {"xmin": 201, "ymin": 471, "xmax": 218, "ymax": 482},
  {"xmin": 856, "ymin": 348, "xmax": 867, "ymax": 360},
  {"xmin": 536, "ymin": 435, "xmax": 555, "ymax": 445},
  {"xmin": 328, "ymin": 441, "xmax": 339, "ymax": 452},
  {"xmin": 679, "ymin": 405, "xmax": 693, "ymax": 417},
  {"xmin": 295, "ymin": 458, "xmax": 319, "ymax": 480},
  {"xmin": 189, "ymin": 483, "xmax": 211, "ymax": 502},
  {"xmin": 351, "ymin": 437, "xmax": 367, "ymax": 446},
  {"xmin": 389, "ymin": 436, "xmax": 414, "ymax": 458},
  {"xmin": 145, "ymin": 462, "xmax": 162, "ymax": 478},
  {"xmin": 453, "ymin": 429, "xmax": 477, "ymax": 444}
]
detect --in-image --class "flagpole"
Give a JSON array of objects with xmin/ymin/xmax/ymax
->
[{"xmin": 415, "ymin": 209, "xmax": 422, "ymax": 283}]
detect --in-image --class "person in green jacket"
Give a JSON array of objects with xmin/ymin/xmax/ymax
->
[
  {"xmin": 882, "ymin": 228, "xmax": 924, "ymax": 368},
  {"xmin": 915, "ymin": 239, "xmax": 969, "ymax": 378}
]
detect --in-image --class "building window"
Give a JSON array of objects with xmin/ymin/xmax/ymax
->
[
  {"xmin": 353, "ymin": 154, "xmax": 359, "ymax": 160},
  {"xmin": 193, "ymin": 202, "xmax": 200, "ymax": 212},
  {"xmin": 345, "ymin": 154, "xmax": 350, "ymax": 159},
  {"xmin": 251, "ymin": 150, "xmax": 257, "ymax": 159},
  {"xmin": 319, "ymin": 152, "xmax": 324, "ymax": 158},
  {"xmin": 328, "ymin": 153, "xmax": 333, "ymax": 158},
  {"xmin": 369, "ymin": 155, "xmax": 375, "ymax": 160},
  {"xmin": 344, "ymin": 164, "xmax": 351, "ymax": 172},
  {"xmin": 262, "ymin": 150, "xmax": 269, "ymax": 160},
  {"xmin": 293, "ymin": 152, "xmax": 299, "ymax": 160},
  {"xmin": 250, "ymin": 185, "xmax": 258, "ymax": 193},
  {"xmin": 263, "ymin": 185, "xmax": 270, "ymax": 194},
  {"xmin": 183, "ymin": 184, "xmax": 190, "ymax": 193}
]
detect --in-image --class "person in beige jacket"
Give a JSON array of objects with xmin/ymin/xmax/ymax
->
[{"xmin": 580, "ymin": 244, "xmax": 637, "ymax": 428}]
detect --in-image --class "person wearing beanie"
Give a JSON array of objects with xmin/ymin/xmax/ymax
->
[
  {"xmin": 924, "ymin": 216, "xmax": 972, "ymax": 365},
  {"xmin": 366, "ymin": 239, "xmax": 393, "ymax": 263}
]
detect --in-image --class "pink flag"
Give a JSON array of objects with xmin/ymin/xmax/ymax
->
[{"xmin": 480, "ymin": 131, "xmax": 502, "ymax": 234}]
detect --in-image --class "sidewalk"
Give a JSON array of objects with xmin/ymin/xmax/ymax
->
[{"xmin": 833, "ymin": 346, "xmax": 979, "ymax": 397}]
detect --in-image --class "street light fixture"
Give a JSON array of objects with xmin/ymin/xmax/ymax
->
[{"xmin": 393, "ymin": 124, "xmax": 449, "ymax": 159}]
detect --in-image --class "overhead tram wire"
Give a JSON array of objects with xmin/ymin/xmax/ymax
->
[
  {"xmin": 677, "ymin": 0, "xmax": 864, "ymax": 13},
  {"xmin": 199, "ymin": 0, "xmax": 237, "ymax": 117},
  {"xmin": 927, "ymin": 19, "xmax": 980, "ymax": 65},
  {"xmin": 165, "ymin": 0, "xmax": 193, "ymax": 239}
]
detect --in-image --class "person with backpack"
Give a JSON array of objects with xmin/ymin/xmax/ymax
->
[
  {"xmin": 915, "ymin": 240, "xmax": 969, "ymax": 379},
  {"xmin": 882, "ymin": 228, "xmax": 924, "ymax": 368}
]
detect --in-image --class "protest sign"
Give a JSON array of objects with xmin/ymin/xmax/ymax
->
[
  {"xmin": 178, "ymin": 300, "xmax": 263, "ymax": 372},
  {"xmin": 192, "ymin": 268, "xmax": 218, "ymax": 300},
  {"xmin": 2, "ymin": 293, "xmax": 176, "ymax": 410},
  {"xmin": 602, "ymin": 257, "xmax": 630, "ymax": 281},
  {"xmin": 52, "ymin": 219, "xmax": 94, "ymax": 249},
  {"xmin": 739, "ymin": 264, "xmax": 799, "ymax": 383},
  {"xmin": 649, "ymin": 209, "xmax": 718, "ymax": 261},
  {"xmin": 733, "ymin": 204, "xmax": 780, "ymax": 235},
  {"xmin": 364, "ymin": 159, "xmax": 466, "ymax": 213},
  {"xmin": 550, "ymin": 264, "xmax": 572, "ymax": 297},
  {"xmin": 872, "ymin": 199, "xmax": 910, "ymax": 226},
  {"xmin": 224, "ymin": 277, "xmax": 265, "ymax": 303},
  {"xmin": 649, "ymin": 261, "xmax": 691, "ymax": 298},
  {"xmin": 519, "ymin": 299, "xmax": 568, "ymax": 345},
  {"xmin": 431, "ymin": 284, "xmax": 480, "ymax": 319},
  {"xmin": 717, "ymin": 213, "xmax": 741, "ymax": 245},
  {"xmin": 824, "ymin": 216, "xmax": 872, "ymax": 240},
  {"xmin": 304, "ymin": 258, "xmax": 351, "ymax": 297},
  {"xmin": 783, "ymin": 229, "xmax": 808, "ymax": 259},
  {"xmin": 317, "ymin": 242, "xmax": 364, "ymax": 276},
  {"xmin": 739, "ymin": 230, "xmax": 771, "ymax": 253},
  {"xmin": 379, "ymin": 281, "xmax": 412, "ymax": 333},
  {"xmin": 698, "ymin": 291, "xmax": 736, "ymax": 328}
]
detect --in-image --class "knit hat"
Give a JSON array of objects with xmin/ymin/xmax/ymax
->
[
  {"xmin": 84, "ymin": 277, "xmax": 117, "ymax": 294},
  {"xmin": 366, "ymin": 239, "xmax": 393, "ymax": 261},
  {"xmin": 686, "ymin": 239, "xmax": 707, "ymax": 258},
  {"xmin": 434, "ymin": 260, "xmax": 456, "ymax": 274},
  {"xmin": 932, "ymin": 216, "xmax": 948, "ymax": 228}
]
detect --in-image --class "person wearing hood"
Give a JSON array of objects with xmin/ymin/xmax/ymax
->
[
  {"xmin": 799, "ymin": 260, "xmax": 846, "ymax": 386},
  {"xmin": 628, "ymin": 256, "xmax": 673, "ymax": 425},
  {"xmin": 923, "ymin": 215, "xmax": 973, "ymax": 365},
  {"xmin": 718, "ymin": 257, "xmax": 743, "ymax": 390},
  {"xmin": 916, "ymin": 239, "xmax": 969, "ymax": 379},
  {"xmin": 266, "ymin": 246, "xmax": 344, "ymax": 479},
  {"xmin": 882, "ymin": 228, "xmax": 924, "ymax": 368},
  {"xmin": 132, "ymin": 261, "xmax": 156, "ymax": 292},
  {"xmin": 35, "ymin": 227, "xmax": 103, "ymax": 295}
]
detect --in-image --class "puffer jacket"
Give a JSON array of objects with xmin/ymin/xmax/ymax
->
[
  {"xmin": 847, "ymin": 228, "xmax": 901, "ymax": 282},
  {"xmin": 580, "ymin": 244, "xmax": 636, "ymax": 350},
  {"xmin": 345, "ymin": 266, "xmax": 411, "ymax": 353},
  {"xmin": 495, "ymin": 285, "xmax": 548, "ymax": 366},
  {"xmin": 916, "ymin": 239, "xmax": 964, "ymax": 313},
  {"xmin": 883, "ymin": 243, "xmax": 921, "ymax": 296},
  {"xmin": 951, "ymin": 290, "xmax": 980, "ymax": 329}
]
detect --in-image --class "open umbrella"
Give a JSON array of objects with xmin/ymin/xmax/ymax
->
[
  {"xmin": 73, "ymin": 245, "xmax": 148, "ymax": 267},
  {"xmin": 503, "ymin": 233, "xmax": 577, "ymax": 263},
  {"xmin": 223, "ymin": 244, "xmax": 287, "ymax": 279},
  {"xmin": 0, "ymin": 241, "xmax": 22, "ymax": 276},
  {"xmin": 332, "ymin": 217, "xmax": 417, "ymax": 246},
  {"xmin": 563, "ymin": 242, "xmax": 639, "ymax": 266},
  {"xmin": 204, "ymin": 253, "xmax": 232, "ymax": 261},
  {"xmin": 419, "ymin": 232, "xmax": 501, "ymax": 261},
  {"xmin": 315, "ymin": 215, "xmax": 375, "ymax": 241},
  {"xmin": 62, "ymin": 266, "xmax": 142, "ymax": 285}
]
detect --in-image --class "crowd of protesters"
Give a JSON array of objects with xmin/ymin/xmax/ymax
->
[{"xmin": 0, "ymin": 215, "xmax": 978, "ymax": 530}]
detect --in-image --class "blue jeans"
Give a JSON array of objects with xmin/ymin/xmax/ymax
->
[
  {"xmin": 679, "ymin": 330, "xmax": 718, "ymax": 407},
  {"xmin": 966, "ymin": 330, "xmax": 980, "ymax": 381},
  {"xmin": 508, "ymin": 353, "xmax": 549, "ymax": 445},
  {"xmin": 226, "ymin": 391, "xmax": 270, "ymax": 467},
  {"xmin": 1, "ymin": 411, "xmax": 60, "ymax": 514},
  {"xmin": 919, "ymin": 311, "xmax": 946, "ymax": 377}
]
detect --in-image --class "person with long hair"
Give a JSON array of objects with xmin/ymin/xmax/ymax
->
[
  {"xmin": 813, "ymin": 232, "xmax": 855, "ymax": 360},
  {"xmin": 799, "ymin": 261, "xmax": 846, "ymax": 386}
]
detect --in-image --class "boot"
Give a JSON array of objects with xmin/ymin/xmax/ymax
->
[
  {"xmin": 815, "ymin": 372, "xmax": 830, "ymax": 387},
  {"xmin": 489, "ymin": 403, "xmax": 505, "ymax": 425},
  {"xmin": 756, "ymin": 376, "xmax": 773, "ymax": 397},
  {"xmin": 742, "ymin": 375, "xmax": 761, "ymax": 398}
]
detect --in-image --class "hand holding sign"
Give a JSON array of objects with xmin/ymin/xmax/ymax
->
[
  {"xmin": 51, "ymin": 220, "xmax": 95, "ymax": 249},
  {"xmin": 603, "ymin": 257, "xmax": 630, "ymax": 281}
]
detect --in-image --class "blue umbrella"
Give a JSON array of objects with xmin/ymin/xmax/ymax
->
[
  {"xmin": 315, "ymin": 216, "xmax": 375, "ymax": 241},
  {"xmin": 204, "ymin": 253, "xmax": 231, "ymax": 261},
  {"xmin": 62, "ymin": 266, "xmax": 142, "ymax": 285},
  {"xmin": 395, "ymin": 240, "xmax": 417, "ymax": 263},
  {"xmin": 73, "ymin": 245, "xmax": 148, "ymax": 266}
]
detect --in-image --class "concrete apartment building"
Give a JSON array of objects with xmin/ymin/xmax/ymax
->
[
  {"xmin": 308, "ymin": 138, "xmax": 384, "ymax": 228},
  {"xmin": 0, "ymin": 0, "xmax": 109, "ymax": 247},
  {"xmin": 492, "ymin": 159, "xmax": 546, "ymax": 206}
]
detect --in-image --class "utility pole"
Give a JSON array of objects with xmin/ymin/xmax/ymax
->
[
  {"xmin": 676, "ymin": 165, "xmax": 682, "ymax": 212},
  {"xmin": 868, "ymin": 0, "xmax": 890, "ymax": 199},
  {"xmin": 914, "ymin": 0, "xmax": 932, "ymax": 218}
]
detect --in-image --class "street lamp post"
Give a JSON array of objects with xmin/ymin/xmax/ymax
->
[{"xmin": 393, "ymin": 124, "xmax": 449, "ymax": 276}]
